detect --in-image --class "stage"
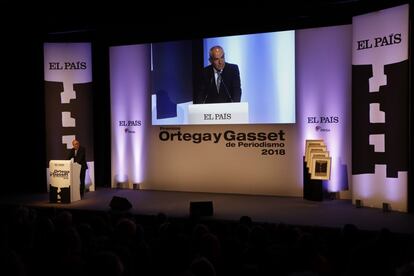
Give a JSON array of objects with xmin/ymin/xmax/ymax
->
[{"xmin": 1, "ymin": 188, "xmax": 413, "ymax": 234}]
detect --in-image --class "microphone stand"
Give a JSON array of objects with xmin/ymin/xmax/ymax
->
[
  {"xmin": 219, "ymin": 73, "xmax": 233, "ymax": 102},
  {"xmin": 202, "ymin": 92, "xmax": 209, "ymax": 104}
]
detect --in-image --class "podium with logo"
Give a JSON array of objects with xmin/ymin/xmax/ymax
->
[
  {"xmin": 49, "ymin": 160, "xmax": 81, "ymax": 203},
  {"xmin": 188, "ymin": 102, "xmax": 249, "ymax": 124}
]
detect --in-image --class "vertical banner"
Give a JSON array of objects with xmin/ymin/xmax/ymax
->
[
  {"xmin": 44, "ymin": 43, "xmax": 95, "ymax": 190},
  {"xmin": 352, "ymin": 4, "xmax": 409, "ymax": 211},
  {"xmin": 110, "ymin": 45, "xmax": 151, "ymax": 188},
  {"xmin": 296, "ymin": 25, "xmax": 352, "ymax": 193}
]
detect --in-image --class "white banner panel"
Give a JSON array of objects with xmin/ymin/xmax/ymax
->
[
  {"xmin": 110, "ymin": 44, "xmax": 151, "ymax": 188},
  {"xmin": 296, "ymin": 25, "xmax": 352, "ymax": 194},
  {"xmin": 44, "ymin": 43, "xmax": 95, "ymax": 191},
  {"xmin": 352, "ymin": 4, "xmax": 409, "ymax": 212}
]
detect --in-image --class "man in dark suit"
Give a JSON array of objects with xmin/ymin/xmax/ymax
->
[
  {"xmin": 67, "ymin": 139, "xmax": 88, "ymax": 198},
  {"xmin": 194, "ymin": 45, "xmax": 242, "ymax": 104}
]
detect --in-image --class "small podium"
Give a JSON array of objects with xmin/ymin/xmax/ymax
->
[
  {"xmin": 188, "ymin": 102, "xmax": 249, "ymax": 124},
  {"xmin": 49, "ymin": 160, "xmax": 81, "ymax": 203}
]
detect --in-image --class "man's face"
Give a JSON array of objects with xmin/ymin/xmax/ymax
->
[
  {"xmin": 72, "ymin": 141, "xmax": 80, "ymax": 150},
  {"xmin": 210, "ymin": 48, "xmax": 225, "ymax": 71}
]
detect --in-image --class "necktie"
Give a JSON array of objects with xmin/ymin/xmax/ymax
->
[{"xmin": 216, "ymin": 71, "xmax": 222, "ymax": 93}]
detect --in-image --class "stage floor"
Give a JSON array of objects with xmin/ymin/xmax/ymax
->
[{"xmin": 1, "ymin": 188, "xmax": 413, "ymax": 234}]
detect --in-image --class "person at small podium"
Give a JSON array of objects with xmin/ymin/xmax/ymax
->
[
  {"xmin": 67, "ymin": 139, "xmax": 88, "ymax": 198},
  {"xmin": 194, "ymin": 45, "xmax": 242, "ymax": 104}
]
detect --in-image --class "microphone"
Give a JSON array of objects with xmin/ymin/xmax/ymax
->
[
  {"xmin": 218, "ymin": 71, "xmax": 233, "ymax": 102},
  {"xmin": 202, "ymin": 92, "xmax": 209, "ymax": 104},
  {"xmin": 202, "ymin": 75, "xmax": 215, "ymax": 104}
]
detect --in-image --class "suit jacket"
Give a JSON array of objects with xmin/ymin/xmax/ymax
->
[
  {"xmin": 67, "ymin": 146, "xmax": 88, "ymax": 170},
  {"xmin": 194, "ymin": 63, "xmax": 242, "ymax": 104}
]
